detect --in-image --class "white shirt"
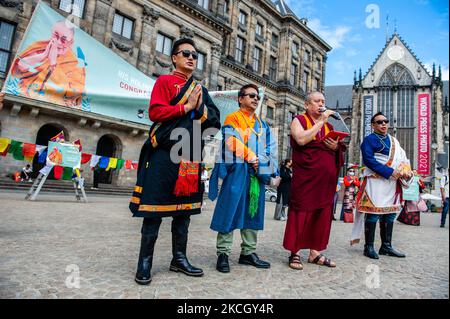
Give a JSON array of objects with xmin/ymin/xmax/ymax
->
[{"xmin": 440, "ymin": 174, "xmax": 449, "ymax": 198}]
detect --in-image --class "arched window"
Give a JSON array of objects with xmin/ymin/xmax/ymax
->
[{"xmin": 376, "ymin": 63, "xmax": 416, "ymax": 165}]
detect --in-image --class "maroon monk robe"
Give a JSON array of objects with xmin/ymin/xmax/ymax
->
[{"xmin": 283, "ymin": 113, "xmax": 346, "ymax": 253}]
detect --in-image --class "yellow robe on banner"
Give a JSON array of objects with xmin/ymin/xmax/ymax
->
[{"xmin": 11, "ymin": 41, "xmax": 86, "ymax": 108}]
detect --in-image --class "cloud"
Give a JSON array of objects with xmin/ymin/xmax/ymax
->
[
  {"xmin": 284, "ymin": 0, "xmax": 316, "ymax": 17},
  {"xmin": 443, "ymin": 68, "xmax": 449, "ymax": 81},
  {"xmin": 331, "ymin": 59, "xmax": 354, "ymax": 76},
  {"xmin": 346, "ymin": 49, "xmax": 359, "ymax": 57},
  {"xmin": 307, "ymin": 18, "xmax": 351, "ymax": 50}
]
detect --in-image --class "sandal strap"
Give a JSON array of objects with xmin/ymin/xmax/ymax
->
[{"xmin": 312, "ymin": 254, "xmax": 324, "ymax": 264}]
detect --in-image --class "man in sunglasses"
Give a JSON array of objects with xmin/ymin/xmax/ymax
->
[
  {"xmin": 354, "ymin": 111, "xmax": 412, "ymax": 259},
  {"xmin": 130, "ymin": 38, "xmax": 221, "ymax": 285},
  {"xmin": 209, "ymin": 84, "xmax": 278, "ymax": 273}
]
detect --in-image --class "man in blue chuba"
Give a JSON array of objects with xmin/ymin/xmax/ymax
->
[{"xmin": 208, "ymin": 84, "xmax": 279, "ymax": 273}]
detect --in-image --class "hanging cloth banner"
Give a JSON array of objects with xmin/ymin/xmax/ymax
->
[
  {"xmin": 98, "ymin": 156, "xmax": 109, "ymax": 169},
  {"xmin": 0, "ymin": 138, "xmax": 11, "ymax": 156},
  {"xmin": 0, "ymin": 137, "xmax": 11, "ymax": 153},
  {"xmin": 62, "ymin": 167, "xmax": 74, "ymax": 180},
  {"xmin": 11, "ymin": 142, "xmax": 24, "ymax": 161},
  {"xmin": 23, "ymin": 143, "xmax": 37, "ymax": 163},
  {"xmin": 38, "ymin": 149, "xmax": 48, "ymax": 164},
  {"xmin": 117, "ymin": 159, "xmax": 125, "ymax": 170},
  {"xmin": 54, "ymin": 165, "xmax": 63, "ymax": 180},
  {"xmin": 105, "ymin": 158, "xmax": 118, "ymax": 171},
  {"xmin": 90, "ymin": 155, "xmax": 101, "ymax": 168},
  {"xmin": 81, "ymin": 153, "xmax": 92, "ymax": 164},
  {"xmin": 36, "ymin": 145, "xmax": 47, "ymax": 155},
  {"xmin": 125, "ymin": 160, "xmax": 132, "ymax": 170}
]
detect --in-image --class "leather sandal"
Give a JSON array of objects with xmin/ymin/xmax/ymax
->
[
  {"xmin": 288, "ymin": 254, "xmax": 303, "ymax": 270},
  {"xmin": 308, "ymin": 254, "xmax": 336, "ymax": 268}
]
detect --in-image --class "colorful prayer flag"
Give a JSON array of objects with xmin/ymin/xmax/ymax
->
[{"xmin": 50, "ymin": 131, "xmax": 65, "ymax": 143}]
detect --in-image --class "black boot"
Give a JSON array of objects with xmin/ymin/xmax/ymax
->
[
  {"xmin": 216, "ymin": 253, "xmax": 230, "ymax": 273},
  {"xmin": 379, "ymin": 222, "xmax": 406, "ymax": 257},
  {"xmin": 363, "ymin": 221, "xmax": 379, "ymax": 259},
  {"xmin": 135, "ymin": 234, "xmax": 157, "ymax": 285},
  {"xmin": 170, "ymin": 232, "xmax": 204, "ymax": 276}
]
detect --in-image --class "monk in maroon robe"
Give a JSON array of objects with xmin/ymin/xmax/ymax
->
[{"xmin": 283, "ymin": 92, "xmax": 346, "ymax": 269}]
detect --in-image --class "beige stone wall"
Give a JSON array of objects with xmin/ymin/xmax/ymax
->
[{"xmin": 0, "ymin": 0, "xmax": 331, "ymax": 185}]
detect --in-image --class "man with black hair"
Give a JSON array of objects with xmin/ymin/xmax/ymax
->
[
  {"xmin": 130, "ymin": 38, "xmax": 221, "ymax": 285},
  {"xmin": 209, "ymin": 84, "xmax": 278, "ymax": 273},
  {"xmin": 354, "ymin": 112, "xmax": 412, "ymax": 259}
]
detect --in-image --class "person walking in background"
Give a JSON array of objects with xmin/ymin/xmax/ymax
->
[
  {"xmin": 440, "ymin": 169, "xmax": 449, "ymax": 228},
  {"xmin": 397, "ymin": 171, "xmax": 426, "ymax": 226},
  {"xmin": 274, "ymin": 159, "xmax": 292, "ymax": 221},
  {"xmin": 342, "ymin": 165, "xmax": 360, "ymax": 223}
]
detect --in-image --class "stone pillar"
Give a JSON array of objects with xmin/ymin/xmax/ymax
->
[
  {"xmin": 91, "ymin": 0, "xmax": 113, "ymax": 43},
  {"xmin": 137, "ymin": 5, "xmax": 160, "ymax": 75},
  {"xmin": 322, "ymin": 55, "xmax": 327, "ymax": 92},
  {"xmin": 209, "ymin": 43, "xmax": 222, "ymax": 90}
]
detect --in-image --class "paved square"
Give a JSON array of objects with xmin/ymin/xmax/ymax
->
[{"xmin": 0, "ymin": 191, "xmax": 448, "ymax": 299}]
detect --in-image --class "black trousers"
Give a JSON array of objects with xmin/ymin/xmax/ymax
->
[
  {"xmin": 93, "ymin": 170, "xmax": 99, "ymax": 188},
  {"xmin": 141, "ymin": 215, "xmax": 190, "ymax": 238}
]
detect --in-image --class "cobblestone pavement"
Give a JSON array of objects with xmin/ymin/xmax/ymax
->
[{"xmin": 0, "ymin": 191, "xmax": 448, "ymax": 299}]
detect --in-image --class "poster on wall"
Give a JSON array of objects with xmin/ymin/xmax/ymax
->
[
  {"xmin": 2, "ymin": 2, "xmax": 154, "ymax": 125},
  {"xmin": 1, "ymin": 2, "xmax": 264, "ymax": 128},
  {"xmin": 417, "ymin": 93, "xmax": 430, "ymax": 175},
  {"xmin": 46, "ymin": 141, "xmax": 81, "ymax": 169},
  {"xmin": 363, "ymin": 95, "xmax": 374, "ymax": 137}
]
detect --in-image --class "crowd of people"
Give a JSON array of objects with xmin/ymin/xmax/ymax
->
[
  {"xmin": 1, "ymin": 37, "xmax": 447, "ymax": 287},
  {"xmin": 126, "ymin": 38, "xmax": 449, "ymax": 285}
]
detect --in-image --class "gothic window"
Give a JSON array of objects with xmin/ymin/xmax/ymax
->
[{"xmin": 376, "ymin": 63, "xmax": 416, "ymax": 164}]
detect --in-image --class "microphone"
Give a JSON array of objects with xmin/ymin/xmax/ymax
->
[{"xmin": 319, "ymin": 107, "xmax": 340, "ymax": 120}]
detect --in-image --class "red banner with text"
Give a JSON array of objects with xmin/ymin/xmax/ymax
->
[{"xmin": 417, "ymin": 93, "xmax": 430, "ymax": 175}]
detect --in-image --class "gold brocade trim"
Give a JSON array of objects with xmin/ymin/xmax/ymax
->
[
  {"xmin": 200, "ymin": 106, "xmax": 208, "ymax": 124},
  {"xmin": 178, "ymin": 81, "xmax": 197, "ymax": 106},
  {"xmin": 134, "ymin": 186, "xmax": 143, "ymax": 194},
  {"xmin": 130, "ymin": 197, "xmax": 141, "ymax": 204},
  {"xmin": 138, "ymin": 202, "xmax": 202, "ymax": 212},
  {"xmin": 358, "ymin": 205, "xmax": 402, "ymax": 213}
]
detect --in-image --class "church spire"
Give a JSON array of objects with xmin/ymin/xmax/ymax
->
[{"xmin": 358, "ymin": 68, "xmax": 362, "ymax": 87}]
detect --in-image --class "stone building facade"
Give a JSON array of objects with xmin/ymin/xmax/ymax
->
[
  {"xmin": 349, "ymin": 33, "xmax": 447, "ymax": 180},
  {"xmin": 0, "ymin": 0, "xmax": 330, "ymax": 186}
]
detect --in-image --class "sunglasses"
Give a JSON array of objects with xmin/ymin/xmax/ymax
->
[
  {"xmin": 175, "ymin": 49, "xmax": 198, "ymax": 60},
  {"xmin": 374, "ymin": 119, "xmax": 389, "ymax": 125},
  {"xmin": 240, "ymin": 93, "xmax": 261, "ymax": 100}
]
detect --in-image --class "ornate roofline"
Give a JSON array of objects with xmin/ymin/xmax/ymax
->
[
  {"xmin": 168, "ymin": 0, "xmax": 233, "ymax": 35},
  {"xmin": 362, "ymin": 33, "xmax": 432, "ymax": 82},
  {"xmin": 220, "ymin": 57, "xmax": 306, "ymax": 98}
]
